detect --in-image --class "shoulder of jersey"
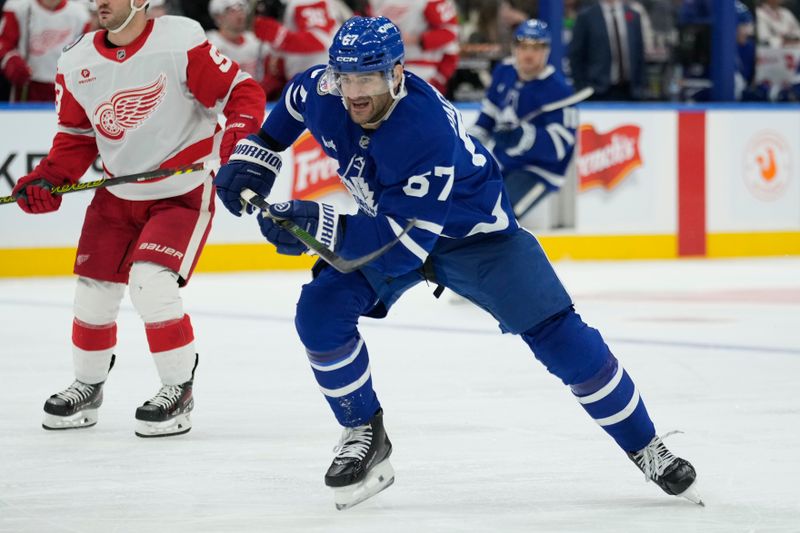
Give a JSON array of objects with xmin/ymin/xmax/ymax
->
[
  {"xmin": 391, "ymin": 75, "xmax": 454, "ymax": 141},
  {"xmin": 60, "ymin": 30, "xmax": 94, "ymax": 64},
  {"xmin": 3, "ymin": 0, "xmax": 27, "ymax": 12},
  {"xmin": 153, "ymin": 15, "xmax": 207, "ymax": 47}
]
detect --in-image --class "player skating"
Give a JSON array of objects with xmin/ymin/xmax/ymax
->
[
  {"xmin": 469, "ymin": 19, "xmax": 590, "ymax": 219},
  {"xmin": 11, "ymin": 0, "xmax": 265, "ymax": 437},
  {"xmin": 214, "ymin": 16, "xmax": 702, "ymax": 508}
]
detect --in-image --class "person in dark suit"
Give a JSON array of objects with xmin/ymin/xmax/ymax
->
[{"xmin": 568, "ymin": 0, "xmax": 646, "ymax": 100}]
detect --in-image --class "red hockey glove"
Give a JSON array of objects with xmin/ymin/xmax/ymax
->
[
  {"xmin": 12, "ymin": 174, "xmax": 63, "ymax": 214},
  {"xmin": 220, "ymin": 114, "xmax": 261, "ymax": 164},
  {"xmin": 1, "ymin": 51, "xmax": 32, "ymax": 86}
]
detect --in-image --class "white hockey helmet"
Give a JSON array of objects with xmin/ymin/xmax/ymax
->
[{"xmin": 209, "ymin": 0, "xmax": 250, "ymax": 17}]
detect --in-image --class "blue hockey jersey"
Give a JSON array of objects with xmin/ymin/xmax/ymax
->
[
  {"xmin": 262, "ymin": 68, "xmax": 518, "ymax": 278},
  {"xmin": 472, "ymin": 62, "xmax": 579, "ymax": 189}
]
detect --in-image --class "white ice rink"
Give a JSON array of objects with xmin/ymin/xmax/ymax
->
[{"xmin": 1, "ymin": 257, "xmax": 799, "ymax": 532}]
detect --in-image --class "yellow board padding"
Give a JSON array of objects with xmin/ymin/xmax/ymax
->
[
  {"xmin": 195, "ymin": 243, "xmax": 315, "ymax": 272},
  {"xmin": 536, "ymin": 234, "xmax": 678, "ymax": 261},
  {"xmin": 1, "ymin": 232, "xmax": 798, "ymax": 277},
  {"xmin": 0, "ymin": 243, "xmax": 314, "ymax": 278},
  {"xmin": 707, "ymin": 231, "xmax": 800, "ymax": 258}
]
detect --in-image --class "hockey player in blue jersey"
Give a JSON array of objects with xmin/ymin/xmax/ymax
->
[
  {"xmin": 470, "ymin": 19, "xmax": 584, "ymax": 219},
  {"xmin": 213, "ymin": 16, "xmax": 702, "ymax": 510}
]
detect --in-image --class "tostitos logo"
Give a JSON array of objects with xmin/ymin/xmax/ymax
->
[
  {"xmin": 93, "ymin": 74, "xmax": 167, "ymax": 141},
  {"xmin": 742, "ymin": 131, "xmax": 791, "ymax": 201},
  {"xmin": 577, "ymin": 124, "xmax": 642, "ymax": 192}
]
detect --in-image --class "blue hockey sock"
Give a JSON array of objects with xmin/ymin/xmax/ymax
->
[
  {"xmin": 522, "ymin": 308, "xmax": 655, "ymax": 452},
  {"xmin": 306, "ymin": 335, "xmax": 380, "ymax": 427},
  {"xmin": 571, "ymin": 355, "xmax": 655, "ymax": 452}
]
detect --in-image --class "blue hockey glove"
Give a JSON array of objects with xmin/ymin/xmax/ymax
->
[
  {"xmin": 215, "ymin": 134, "xmax": 282, "ymax": 216},
  {"xmin": 494, "ymin": 122, "xmax": 536, "ymax": 157},
  {"xmin": 258, "ymin": 200, "xmax": 341, "ymax": 256}
]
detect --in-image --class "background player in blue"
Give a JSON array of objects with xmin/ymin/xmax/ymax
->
[
  {"xmin": 213, "ymin": 16, "xmax": 703, "ymax": 510},
  {"xmin": 469, "ymin": 19, "xmax": 583, "ymax": 219}
]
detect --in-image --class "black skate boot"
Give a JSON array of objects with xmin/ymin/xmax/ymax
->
[
  {"xmin": 42, "ymin": 354, "xmax": 115, "ymax": 430},
  {"xmin": 134, "ymin": 355, "xmax": 197, "ymax": 438},
  {"xmin": 325, "ymin": 409, "xmax": 395, "ymax": 510},
  {"xmin": 627, "ymin": 432, "xmax": 704, "ymax": 505}
]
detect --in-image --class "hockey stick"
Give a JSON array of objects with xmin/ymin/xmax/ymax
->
[
  {"xmin": 240, "ymin": 188, "xmax": 415, "ymax": 274},
  {"xmin": 519, "ymin": 87, "xmax": 594, "ymax": 123},
  {"xmin": 0, "ymin": 161, "xmax": 219, "ymax": 206}
]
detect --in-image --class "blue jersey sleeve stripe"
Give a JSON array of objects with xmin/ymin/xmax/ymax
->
[
  {"xmin": 412, "ymin": 219, "xmax": 445, "ymax": 235},
  {"xmin": 522, "ymin": 164, "xmax": 568, "ymax": 188},
  {"xmin": 480, "ymin": 98, "xmax": 501, "ymax": 121},
  {"xmin": 465, "ymin": 193, "xmax": 511, "ymax": 236},
  {"xmin": 284, "ymin": 83, "xmax": 304, "ymax": 122},
  {"xmin": 387, "ymin": 216, "xmax": 429, "ymax": 262},
  {"xmin": 544, "ymin": 123, "xmax": 575, "ymax": 161}
]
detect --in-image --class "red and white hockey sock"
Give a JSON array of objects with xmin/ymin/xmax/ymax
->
[
  {"xmin": 72, "ymin": 318, "xmax": 116, "ymax": 384},
  {"xmin": 145, "ymin": 314, "xmax": 197, "ymax": 385}
]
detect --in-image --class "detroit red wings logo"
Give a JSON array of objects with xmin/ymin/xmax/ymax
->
[{"xmin": 93, "ymin": 74, "xmax": 167, "ymax": 141}]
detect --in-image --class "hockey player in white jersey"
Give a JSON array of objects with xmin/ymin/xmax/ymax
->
[
  {"xmin": 11, "ymin": 0, "xmax": 266, "ymax": 437},
  {"xmin": 206, "ymin": 0, "xmax": 265, "ymax": 83},
  {"xmin": 0, "ymin": 0, "xmax": 91, "ymax": 102},
  {"xmin": 214, "ymin": 16, "xmax": 702, "ymax": 509},
  {"xmin": 369, "ymin": 0, "xmax": 460, "ymax": 94},
  {"xmin": 470, "ymin": 19, "xmax": 585, "ymax": 220}
]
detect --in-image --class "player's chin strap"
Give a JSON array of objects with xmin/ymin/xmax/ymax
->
[{"xmin": 108, "ymin": 0, "xmax": 150, "ymax": 34}]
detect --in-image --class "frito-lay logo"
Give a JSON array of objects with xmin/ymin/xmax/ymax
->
[
  {"xmin": 743, "ymin": 131, "xmax": 791, "ymax": 201},
  {"xmin": 578, "ymin": 124, "xmax": 643, "ymax": 191},
  {"xmin": 291, "ymin": 131, "xmax": 344, "ymax": 200}
]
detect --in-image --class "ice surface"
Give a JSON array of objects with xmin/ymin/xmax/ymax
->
[{"xmin": 2, "ymin": 258, "xmax": 799, "ymax": 532}]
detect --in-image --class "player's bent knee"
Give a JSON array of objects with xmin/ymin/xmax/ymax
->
[
  {"xmin": 74, "ymin": 276, "xmax": 126, "ymax": 325},
  {"xmin": 521, "ymin": 307, "xmax": 611, "ymax": 386},
  {"xmin": 295, "ymin": 283, "xmax": 359, "ymax": 352},
  {"xmin": 128, "ymin": 261, "xmax": 183, "ymax": 323}
]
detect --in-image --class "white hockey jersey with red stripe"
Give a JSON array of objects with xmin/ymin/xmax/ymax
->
[
  {"xmin": 370, "ymin": 0, "xmax": 459, "ymax": 88},
  {"xmin": 0, "ymin": 0, "xmax": 90, "ymax": 83},
  {"xmin": 40, "ymin": 16, "xmax": 264, "ymax": 201},
  {"xmin": 206, "ymin": 30, "xmax": 264, "ymax": 81}
]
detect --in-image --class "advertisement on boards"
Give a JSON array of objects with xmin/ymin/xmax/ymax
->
[
  {"xmin": 575, "ymin": 110, "xmax": 678, "ymax": 235},
  {"xmin": 706, "ymin": 111, "xmax": 800, "ymax": 232}
]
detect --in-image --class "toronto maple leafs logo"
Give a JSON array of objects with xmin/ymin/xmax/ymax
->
[
  {"xmin": 93, "ymin": 74, "xmax": 167, "ymax": 141},
  {"xmin": 340, "ymin": 155, "xmax": 377, "ymax": 216}
]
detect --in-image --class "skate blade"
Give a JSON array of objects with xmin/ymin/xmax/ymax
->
[
  {"xmin": 42, "ymin": 409, "xmax": 98, "ymax": 430},
  {"xmin": 679, "ymin": 481, "xmax": 705, "ymax": 506},
  {"xmin": 333, "ymin": 458, "xmax": 395, "ymax": 511},
  {"xmin": 135, "ymin": 413, "xmax": 192, "ymax": 438}
]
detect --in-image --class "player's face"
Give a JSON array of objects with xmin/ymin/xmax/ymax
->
[
  {"xmin": 338, "ymin": 71, "xmax": 394, "ymax": 125},
  {"xmin": 96, "ymin": 0, "xmax": 140, "ymax": 30},
  {"xmin": 219, "ymin": 5, "xmax": 247, "ymax": 33},
  {"xmin": 514, "ymin": 41, "xmax": 550, "ymax": 80}
]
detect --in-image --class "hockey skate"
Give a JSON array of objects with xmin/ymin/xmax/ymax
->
[
  {"xmin": 135, "ymin": 355, "xmax": 197, "ymax": 438},
  {"xmin": 325, "ymin": 409, "xmax": 395, "ymax": 510},
  {"xmin": 628, "ymin": 431, "xmax": 704, "ymax": 506},
  {"xmin": 42, "ymin": 354, "xmax": 115, "ymax": 430}
]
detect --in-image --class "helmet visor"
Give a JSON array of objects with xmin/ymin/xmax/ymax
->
[{"xmin": 325, "ymin": 67, "xmax": 393, "ymax": 98}]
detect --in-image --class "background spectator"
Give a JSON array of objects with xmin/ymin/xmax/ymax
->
[
  {"xmin": 756, "ymin": 0, "xmax": 800, "ymax": 48},
  {"xmin": 569, "ymin": 0, "xmax": 647, "ymax": 100},
  {"xmin": 0, "ymin": 0, "xmax": 90, "ymax": 102}
]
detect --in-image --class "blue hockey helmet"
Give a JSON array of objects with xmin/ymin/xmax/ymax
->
[
  {"xmin": 513, "ymin": 19, "xmax": 551, "ymax": 46},
  {"xmin": 735, "ymin": 1, "xmax": 753, "ymax": 26},
  {"xmin": 328, "ymin": 16, "xmax": 405, "ymax": 74}
]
